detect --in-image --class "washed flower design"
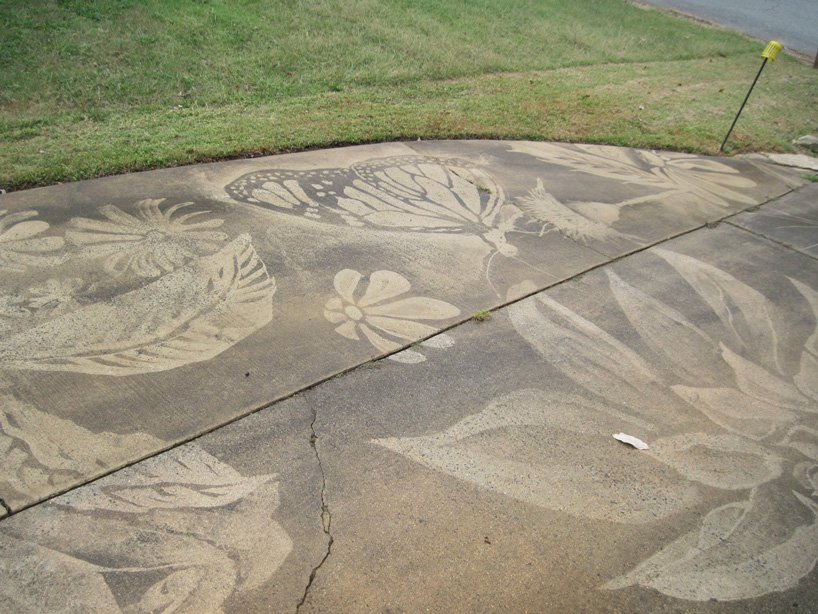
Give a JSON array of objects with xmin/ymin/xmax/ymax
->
[
  {"xmin": 65, "ymin": 199, "xmax": 228, "ymax": 277},
  {"xmin": 637, "ymin": 150, "xmax": 759, "ymax": 208},
  {"xmin": 324, "ymin": 269, "xmax": 460, "ymax": 360},
  {"xmin": 0, "ymin": 209, "xmax": 66, "ymax": 272},
  {"xmin": 510, "ymin": 143, "xmax": 759, "ymax": 209},
  {"xmin": 26, "ymin": 277, "xmax": 84, "ymax": 314},
  {"xmin": 0, "ymin": 293, "xmax": 28, "ymax": 322}
]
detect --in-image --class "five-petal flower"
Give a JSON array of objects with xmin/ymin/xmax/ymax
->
[{"xmin": 324, "ymin": 269, "xmax": 460, "ymax": 355}]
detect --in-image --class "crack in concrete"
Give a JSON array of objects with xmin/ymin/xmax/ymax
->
[
  {"xmin": 0, "ymin": 497, "xmax": 11, "ymax": 516},
  {"xmin": 297, "ymin": 401, "xmax": 333, "ymax": 612}
]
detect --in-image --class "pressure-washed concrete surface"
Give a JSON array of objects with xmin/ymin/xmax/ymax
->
[{"xmin": 1, "ymin": 142, "xmax": 816, "ymax": 612}]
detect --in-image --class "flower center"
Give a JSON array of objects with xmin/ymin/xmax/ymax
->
[
  {"xmin": 345, "ymin": 305, "xmax": 364, "ymax": 321},
  {"xmin": 145, "ymin": 229, "xmax": 167, "ymax": 242}
]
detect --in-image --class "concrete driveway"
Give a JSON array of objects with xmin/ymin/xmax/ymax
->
[{"xmin": 1, "ymin": 141, "xmax": 816, "ymax": 612}]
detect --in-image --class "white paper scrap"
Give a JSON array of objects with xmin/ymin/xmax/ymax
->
[{"xmin": 613, "ymin": 433, "xmax": 649, "ymax": 450}]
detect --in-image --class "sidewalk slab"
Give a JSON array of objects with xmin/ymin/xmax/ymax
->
[
  {"xmin": 0, "ymin": 395, "xmax": 326, "ymax": 613},
  {"xmin": 2, "ymin": 207, "xmax": 817, "ymax": 611},
  {"xmin": 300, "ymin": 221, "xmax": 818, "ymax": 612},
  {"xmin": 0, "ymin": 141, "xmax": 798, "ymax": 513},
  {"xmin": 729, "ymin": 183, "xmax": 818, "ymax": 259}
]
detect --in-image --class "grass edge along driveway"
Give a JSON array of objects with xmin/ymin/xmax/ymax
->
[{"xmin": 1, "ymin": 0, "xmax": 816, "ymax": 190}]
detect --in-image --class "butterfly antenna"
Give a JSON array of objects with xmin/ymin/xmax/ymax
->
[{"xmin": 484, "ymin": 251, "xmax": 503, "ymax": 299}]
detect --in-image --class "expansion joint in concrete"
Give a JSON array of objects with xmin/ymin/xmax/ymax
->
[{"xmin": 724, "ymin": 219, "xmax": 818, "ymax": 262}]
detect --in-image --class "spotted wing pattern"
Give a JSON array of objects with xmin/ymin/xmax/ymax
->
[{"xmin": 225, "ymin": 156, "xmax": 507, "ymax": 237}]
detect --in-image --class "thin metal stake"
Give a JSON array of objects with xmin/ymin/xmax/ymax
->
[
  {"xmin": 720, "ymin": 40, "xmax": 782, "ymax": 153},
  {"xmin": 720, "ymin": 57, "xmax": 767, "ymax": 152}
]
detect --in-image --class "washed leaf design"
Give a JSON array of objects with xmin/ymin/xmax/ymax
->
[
  {"xmin": 606, "ymin": 269, "xmax": 717, "ymax": 382},
  {"xmin": 795, "ymin": 462, "xmax": 818, "ymax": 496},
  {"xmin": 0, "ymin": 234, "xmax": 275, "ymax": 375},
  {"xmin": 796, "ymin": 352, "xmax": 818, "ymax": 403},
  {"xmin": 654, "ymin": 248, "xmax": 782, "ymax": 372},
  {"xmin": 58, "ymin": 445, "xmax": 274, "ymax": 514},
  {"xmin": 672, "ymin": 385, "xmax": 797, "ymax": 440},
  {"xmin": 649, "ymin": 433, "xmax": 783, "ymax": 490},
  {"xmin": 0, "ymin": 209, "xmax": 66, "ymax": 272},
  {"xmin": 374, "ymin": 389, "xmax": 702, "ymax": 524},
  {"xmin": 134, "ymin": 567, "xmax": 219, "ymax": 613},
  {"xmin": 604, "ymin": 488, "xmax": 818, "ymax": 601},
  {"xmin": 0, "ymin": 534, "xmax": 121, "ymax": 611},
  {"xmin": 791, "ymin": 277, "xmax": 818, "ymax": 356},
  {"xmin": 0, "ymin": 447, "xmax": 291, "ymax": 613},
  {"xmin": 2, "ymin": 513, "xmax": 247, "ymax": 614},
  {"xmin": 781, "ymin": 426, "xmax": 818, "ymax": 461},
  {"xmin": 0, "ymin": 396, "xmax": 164, "ymax": 510},
  {"xmin": 225, "ymin": 156, "xmax": 525, "ymax": 256},
  {"xmin": 507, "ymin": 291, "xmax": 682, "ymax": 425},
  {"xmin": 671, "ymin": 342, "xmax": 814, "ymax": 440},
  {"xmin": 790, "ymin": 278, "xmax": 818, "ymax": 401},
  {"xmin": 720, "ymin": 343, "xmax": 816, "ymax": 414}
]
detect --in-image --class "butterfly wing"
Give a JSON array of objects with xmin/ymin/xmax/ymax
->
[
  {"xmin": 224, "ymin": 156, "xmax": 507, "ymax": 236},
  {"xmin": 224, "ymin": 167, "xmax": 352, "ymax": 222}
]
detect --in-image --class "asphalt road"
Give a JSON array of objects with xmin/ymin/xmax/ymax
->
[{"xmin": 639, "ymin": 0, "xmax": 817, "ymax": 56}]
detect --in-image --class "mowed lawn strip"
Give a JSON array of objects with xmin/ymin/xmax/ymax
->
[{"xmin": 2, "ymin": 0, "xmax": 816, "ymax": 190}]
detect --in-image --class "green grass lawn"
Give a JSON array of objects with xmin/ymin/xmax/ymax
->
[{"xmin": 2, "ymin": 0, "xmax": 816, "ymax": 190}]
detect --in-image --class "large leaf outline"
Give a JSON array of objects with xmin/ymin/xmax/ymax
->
[
  {"xmin": 606, "ymin": 269, "xmax": 717, "ymax": 383},
  {"xmin": 654, "ymin": 248, "xmax": 782, "ymax": 373},
  {"xmin": 0, "ymin": 234, "xmax": 275, "ymax": 375},
  {"xmin": 604, "ymin": 488, "xmax": 818, "ymax": 601},
  {"xmin": 507, "ymin": 291, "xmax": 683, "ymax": 425},
  {"xmin": 1, "ymin": 396, "xmax": 164, "ymax": 510},
  {"xmin": 374, "ymin": 389, "xmax": 703, "ymax": 524},
  {"xmin": 58, "ymin": 445, "xmax": 274, "ymax": 514}
]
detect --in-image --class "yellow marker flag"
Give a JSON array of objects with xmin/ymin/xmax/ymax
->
[
  {"xmin": 761, "ymin": 41, "xmax": 782, "ymax": 62},
  {"xmin": 720, "ymin": 41, "xmax": 782, "ymax": 151}
]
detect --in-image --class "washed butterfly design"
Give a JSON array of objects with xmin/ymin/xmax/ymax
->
[{"xmin": 225, "ymin": 156, "xmax": 531, "ymax": 257}]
